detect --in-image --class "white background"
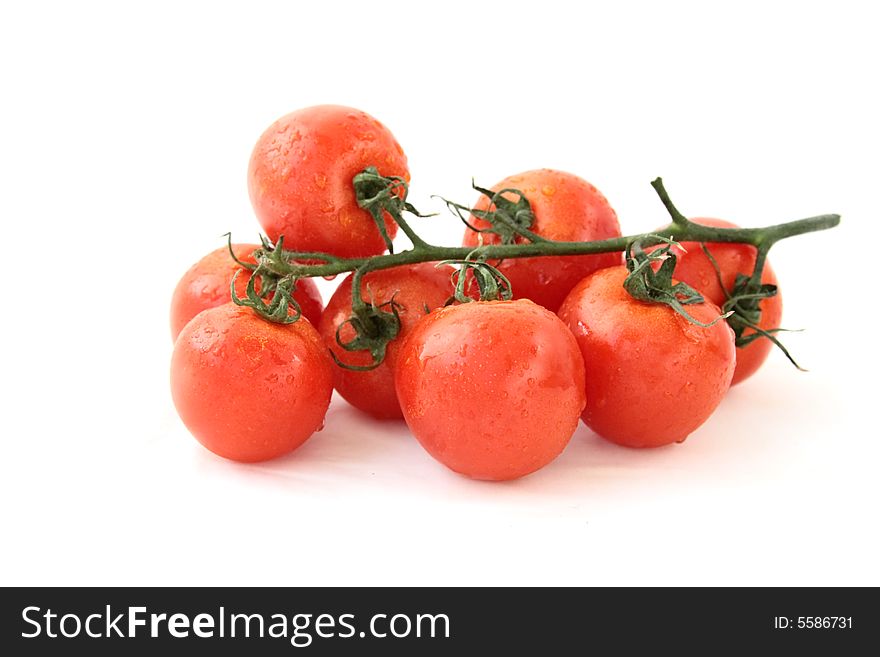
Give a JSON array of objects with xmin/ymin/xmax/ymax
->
[{"xmin": 2, "ymin": 1, "xmax": 877, "ymax": 586}]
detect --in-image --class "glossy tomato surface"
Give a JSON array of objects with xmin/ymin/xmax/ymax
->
[
  {"xmin": 319, "ymin": 263, "xmax": 453, "ymax": 419},
  {"xmin": 171, "ymin": 304, "xmax": 333, "ymax": 462},
  {"xmin": 666, "ymin": 218, "xmax": 782, "ymax": 384},
  {"xmin": 248, "ymin": 105, "xmax": 409, "ymax": 258},
  {"xmin": 169, "ymin": 244, "xmax": 323, "ymax": 340},
  {"xmin": 558, "ymin": 267, "xmax": 735, "ymax": 448},
  {"xmin": 395, "ymin": 299, "xmax": 586, "ymax": 480},
  {"xmin": 462, "ymin": 169, "xmax": 622, "ymax": 311}
]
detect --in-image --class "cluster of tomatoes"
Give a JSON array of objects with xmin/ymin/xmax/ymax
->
[{"xmin": 170, "ymin": 105, "xmax": 782, "ymax": 481}]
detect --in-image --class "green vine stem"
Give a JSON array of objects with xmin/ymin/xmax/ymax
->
[
  {"xmin": 230, "ymin": 171, "xmax": 840, "ymax": 369},
  {"xmin": 255, "ymin": 195, "xmax": 838, "ymax": 280}
]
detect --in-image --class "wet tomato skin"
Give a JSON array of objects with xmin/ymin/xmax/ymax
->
[
  {"xmin": 170, "ymin": 244, "xmax": 323, "ymax": 341},
  {"xmin": 394, "ymin": 299, "xmax": 586, "ymax": 481},
  {"xmin": 248, "ymin": 105, "xmax": 409, "ymax": 259},
  {"xmin": 665, "ymin": 218, "xmax": 782, "ymax": 384},
  {"xmin": 170, "ymin": 304, "xmax": 333, "ymax": 462},
  {"xmin": 558, "ymin": 267, "xmax": 736, "ymax": 448},
  {"xmin": 462, "ymin": 169, "xmax": 622, "ymax": 312},
  {"xmin": 318, "ymin": 263, "xmax": 454, "ymax": 420}
]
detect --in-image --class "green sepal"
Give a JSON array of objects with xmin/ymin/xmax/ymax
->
[
  {"xmin": 331, "ymin": 297, "xmax": 402, "ymax": 372},
  {"xmin": 354, "ymin": 166, "xmax": 434, "ymax": 254},
  {"xmin": 439, "ymin": 182, "xmax": 542, "ymax": 245},
  {"xmin": 439, "ymin": 259, "xmax": 513, "ymax": 304},
  {"xmin": 703, "ymin": 246, "xmax": 805, "ymax": 370},
  {"xmin": 623, "ymin": 237, "xmax": 730, "ymax": 328}
]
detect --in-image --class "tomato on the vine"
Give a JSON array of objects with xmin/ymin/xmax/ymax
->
[
  {"xmin": 394, "ymin": 299, "xmax": 586, "ymax": 480},
  {"xmin": 171, "ymin": 304, "xmax": 333, "ymax": 462},
  {"xmin": 558, "ymin": 267, "xmax": 735, "ymax": 448},
  {"xmin": 248, "ymin": 105, "xmax": 409, "ymax": 259},
  {"xmin": 318, "ymin": 263, "xmax": 453, "ymax": 420},
  {"xmin": 462, "ymin": 169, "xmax": 622, "ymax": 311},
  {"xmin": 663, "ymin": 218, "xmax": 783, "ymax": 385},
  {"xmin": 170, "ymin": 244, "xmax": 323, "ymax": 340}
]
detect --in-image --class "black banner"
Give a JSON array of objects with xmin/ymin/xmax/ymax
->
[{"xmin": 1, "ymin": 587, "xmax": 874, "ymax": 654}]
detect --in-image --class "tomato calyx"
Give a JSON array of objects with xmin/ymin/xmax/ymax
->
[
  {"xmin": 331, "ymin": 294, "xmax": 402, "ymax": 372},
  {"xmin": 441, "ymin": 259, "xmax": 513, "ymax": 304},
  {"xmin": 226, "ymin": 234, "xmax": 305, "ymax": 324},
  {"xmin": 353, "ymin": 167, "xmax": 433, "ymax": 253},
  {"xmin": 440, "ymin": 182, "xmax": 544, "ymax": 246},
  {"xmin": 702, "ymin": 246, "xmax": 805, "ymax": 370},
  {"xmin": 330, "ymin": 264, "xmax": 408, "ymax": 372},
  {"xmin": 623, "ymin": 237, "xmax": 732, "ymax": 328}
]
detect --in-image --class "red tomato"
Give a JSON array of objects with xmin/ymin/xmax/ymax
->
[
  {"xmin": 665, "ymin": 218, "xmax": 783, "ymax": 385},
  {"xmin": 461, "ymin": 169, "xmax": 622, "ymax": 311},
  {"xmin": 558, "ymin": 267, "xmax": 735, "ymax": 448},
  {"xmin": 171, "ymin": 304, "xmax": 333, "ymax": 462},
  {"xmin": 395, "ymin": 300, "xmax": 586, "ymax": 480},
  {"xmin": 318, "ymin": 263, "xmax": 453, "ymax": 419},
  {"xmin": 248, "ymin": 105, "xmax": 409, "ymax": 258},
  {"xmin": 169, "ymin": 244, "xmax": 323, "ymax": 341}
]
